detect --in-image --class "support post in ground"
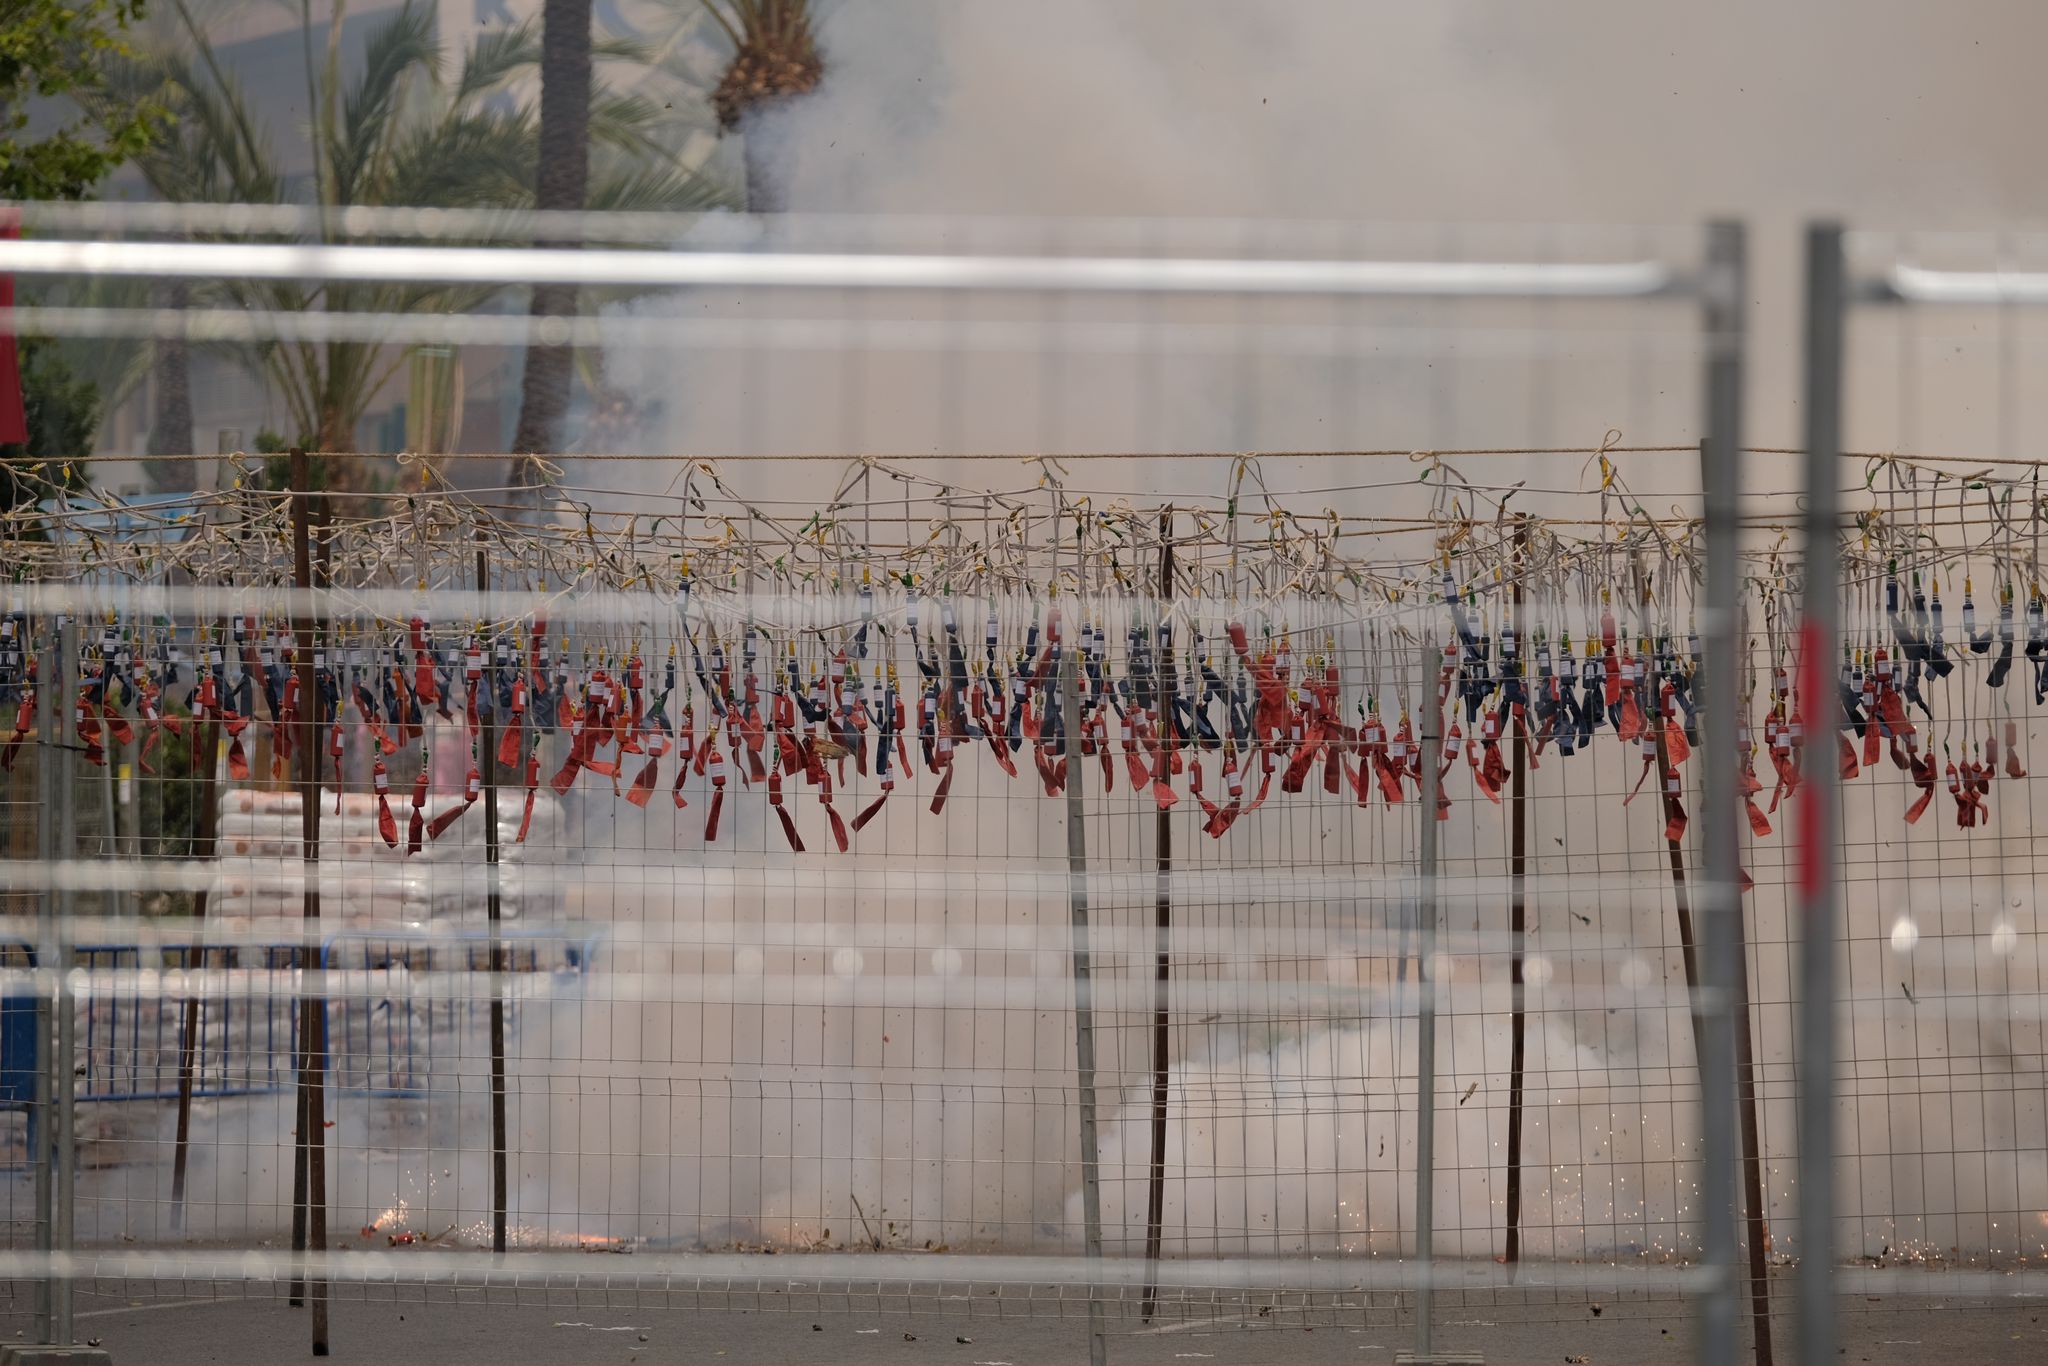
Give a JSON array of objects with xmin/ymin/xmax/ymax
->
[
  {"xmin": 1505, "ymin": 517, "xmax": 1529, "ymax": 1274},
  {"xmin": 1061, "ymin": 527, "xmax": 1108, "ymax": 1366},
  {"xmin": 477, "ymin": 534, "xmax": 509, "ymax": 1254},
  {"xmin": 1795, "ymin": 220, "xmax": 1846, "ymax": 1366},
  {"xmin": 168, "ymin": 703, "xmax": 220, "ymax": 1231},
  {"xmin": 31, "ymin": 617, "xmax": 56, "ymax": 1344},
  {"xmin": 1141, "ymin": 510, "xmax": 1175, "ymax": 1321},
  {"xmin": 1696, "ymin": 220, "xmax": 1748, "ymax": 1366},
  {"xmin": 289, "ymin": 449, "xmax": 331, "ymax": 1356},
  {"xmin": 1413, "ymin": 638, "xmax": 1442, "ymax": 1361},
  {"xmin": 53, "ymin": 616, "xmax": 77, "ymax": 1346}
]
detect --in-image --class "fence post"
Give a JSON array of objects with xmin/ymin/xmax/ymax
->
[
  {"xmin": 1697, "ymin": 220, "xmax": 1747, "ymax": 1366},
  {"xmin": 477, "ymin": 534, "xmax": 509, "ymax": 1255},
  {"xmin": 1413, "ymin": 637, "xmax": 1442, "ymax": 1359},
  {"xmin": 1062, "ymin": 585, "xmax": 1109, "ymax": 1366},
  {"xmin": 170, "ymin": 673, "xmax": 221, "ymax": 1229},
  {"xmin": 31, "ymin": 615, "xmax": 56, "ymax": 1343},
  {"xmin": 1141, "ymin": 510, "xmax": 1174, "ymax": 1321},
  {"xmin": 54, "ymin": 614, "xmax": 78, "ymax": 1345},
  {"xmin": 1796, "ymin": 221, "xmax": 1846, "ymax": 1366},
  {"xmin": 1505, "ymin": 517, "xmax": 1529, "ymax": 1276},
  {"xmin": 289, "ymin": 449, "xmax": 332, "ymax": 1355}
]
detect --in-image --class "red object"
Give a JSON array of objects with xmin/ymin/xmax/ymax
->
[
  {"xmin": 0, "ymin": 211, "xmax": 25, "ymax": 446},
  {"xmin": 373, "ymin": 759, "xmax": 399, "ymax": 848},
  {"xmin": 406, "ymin": 762, "xmax": 428, "ymax": 855},
  {"xmin": 625, "ymin": 754, "xmax": 660, "ymax": 807},
  {"xmin": 1795, "ymin": 622, "xmax": 1828, "ymax": 895},
  {"xmin": 426, "ymin": 765, "xmax": 480, "ymax": 840},
  {"xmin": 852, "ymin": 776, "xmax": 891, "ymax": 832},
  {"xmin": 517, "ymin": 752, "xmax": 540, "ymax": 841}
]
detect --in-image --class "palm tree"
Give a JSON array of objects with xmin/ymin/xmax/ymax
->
[
  {"xmin": 144, "ymin": 280, "xmax": 194, "ymax": 478},
  {"xmin": 510, "ymin": 0, "xmax": 594, "ymax": 474},
  {"xmin": 83, "ymin": 13, "xmax": 283, "ymax": 482},
  {"xmin": 701, "ymin": 0, "xmax": 824, "ymax": 213},
  {"xmin": 93, "ymin": 0, "xmax": 734, "ymax": 487}
]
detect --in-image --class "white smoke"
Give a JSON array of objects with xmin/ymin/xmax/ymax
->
[{"xmin": 560, "ymin": 0, "xmax": 2048, "ymax": 1267}]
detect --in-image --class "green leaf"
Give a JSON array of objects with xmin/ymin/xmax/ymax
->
[
  {"xmin": 456, "ymin": 17, "xmax": 542, "ymax": 105},
  {"xmin": 0, "ymin": 0, "xmax": 156, "ymax": 200},
  {"xmin": 331, "ymin": 0, "xmax": 442, "ymax": 205}
]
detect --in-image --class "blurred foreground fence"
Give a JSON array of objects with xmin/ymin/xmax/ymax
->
[{"xmin": 0, "ymin": 207, "xmax": 2042, "ymax": 1366}]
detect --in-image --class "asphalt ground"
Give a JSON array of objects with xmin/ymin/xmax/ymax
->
[{"xmin": 0, "ymin": 1284, "xmax": 2039, "ymax": 1365}]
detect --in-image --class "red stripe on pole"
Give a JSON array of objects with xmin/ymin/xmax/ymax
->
[{"xmin": 1796, "ymin": 617, "xmax": 1827, "ymax": 897}]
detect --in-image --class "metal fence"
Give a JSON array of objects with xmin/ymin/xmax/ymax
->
[
  {"xmin": 15, "ymin": 930, "xmax": 597, "ymax": 1105},
  {"xmin": 1, "ymin": 205, "xmax": 2042, "ymax": 1365}
]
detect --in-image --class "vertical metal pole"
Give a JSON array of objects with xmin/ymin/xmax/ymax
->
[
  {"xmin": 54, "ymin": 616, "xmax": 77, "ymax": 1346},
  {"xmin": 290, "ymin": 577, "xmax": 309, "ymax": 1302},
  {"xmin": 100, "ymin": 715, "xmax": 120, "ymax": 915},
  {"xmin": 288, "ymin": 644, "xmax": 308, "ymax": 1307},
  {"xmin": 1698, "ymin": 220, "xmax": 1747, "ymax": 1366},
  {"xmin": 1505, "ymin": 518, "xmax": 1528, "ymax": 1273},
  {"xmin": 31, "ymin": 621, "xmax": 56, "ymax": 1344},
  {"xmin": 289, "ymin": 1008, "xmax": 308, "ymax": 1306},
  {"xmin": 477, "ymin": 535, "xmax": 509, "ymax": 1254},
  {"xmin": 170, "ymin": 707, "xmax": 221, "ymax": 1230},
  {"xmin": 1734, "ymin": 910, "xmax": 1776, "ymax": 1366},
  {"xmin": 290, "ymin": 450, "xmax": 332, "ymax": 1355},
  {"xmin": 1141, "ymin": 511, "xmax": 1174, "ymax": 1320},
  {"xmin": 1413, "ymin": 638, "xmax": 1442, "ymax": 1359},
  {"xmin": 1645, "ymin": 532, "xmax": 1775, "ymax": 1366},
  {"xmin": 1796, "ymin": 222, "xmax": 1845, "ymax": 1366},
  {"xmin": 1062, "ymin": 587, "xmax": 1109, "ymax": 1366},
  {"xmin": 1637, "ymin": 549, "xmax": 1705, "ymax": 1054}
]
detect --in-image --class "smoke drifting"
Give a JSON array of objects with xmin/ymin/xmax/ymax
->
[
  {"xmin": 555, "ymin": 0, "xmax": 2048, "ymax": 1263},
  {"xmin": 746, "ymin": 0, "xmax": 2048, "ymax": 456}
]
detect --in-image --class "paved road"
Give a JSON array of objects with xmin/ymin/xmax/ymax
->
[{"xmin": 0, "ymin": 1290, "xmax": 2041, "ymax": 1365}]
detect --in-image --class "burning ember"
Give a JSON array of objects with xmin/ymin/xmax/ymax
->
[{"xmin": 361, "ymin": 1201, "xmax": 413, "ymax": 1244}]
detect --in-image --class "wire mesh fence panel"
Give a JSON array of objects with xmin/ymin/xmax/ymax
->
[
  {"xmin": 0, "ymin": 207, "xmax": 1832, "ymax": 1361},
  {"xmin": 1766, "ymin": 230, "xmax": 2048, "ymax": 1354}
]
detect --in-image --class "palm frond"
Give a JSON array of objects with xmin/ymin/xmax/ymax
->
[
  {"xmin": 455, "ymin": 16, "xmax": 541, "ymax": 106},
  {"xmin": 169, "ymin": 64, "xmax": 282, "ymax": 203},
  {"xmin": 593, "ymin": 33, "xmax": 657, "ymax": 65},
  {"xmin": 696, "ymin": 0, "xmax": 746, "ymax": 48},
  {"xmin": 586, "ymin": 157, "xmax": 737, "ymax": 215},
  {"xmin": 169, "ymin": 0, "xmax": 271, "ymax": 185},
  {"xmin": 386, "ymin": 107, "xmax": 536, "ymax": 210},
  {"xmin": 331, "ymin": 0, "xmax": 441, "ymax": 206},
  {"xmin": 587, "ymin": 87, "xmax": 680, "ymax": 160},
  {"xmin": 106, "ymin": 0, "xmax": 746, "ymax": 462}
]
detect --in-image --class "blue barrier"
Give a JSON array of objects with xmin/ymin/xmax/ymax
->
[
  {"xmin": 0, "ymin": 942, "xmax": 35, "ymax": 1108},
  {"xmin": 0, "ymin": 928, "xmax": 597, "ymax": 1106}
]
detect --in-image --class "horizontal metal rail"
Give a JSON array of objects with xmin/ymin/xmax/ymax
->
[{"xmin": 0, "ymin": 235, "xmax": 1681, "ymax": 298}]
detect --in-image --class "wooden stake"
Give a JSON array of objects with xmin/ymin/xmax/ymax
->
[
  {"xmin": 477, "ymin": 533, "xmax": 509, "ymax": 1253},
  {"xmin": 1141, "ymin": 508, "xmax": 1174, "ymax": 1320},
  {"xmin": 168, "ymin": 701, "xmax": 221, "ymax": 1231},
  {"xmin": 1635, "ymin": 553, "xmax": 1772, "ymax": 1366},
  {"xmin": 1735, "ymin": 904, "xmax": 1775, "ymax": 1366},
  {"xmin": 1505, "ymin": 517, "xmax": 1529, "ymax": 1271},
  {"xmin": 289, "ymin": 449, "xmax": 331, "ymax": 1355}
]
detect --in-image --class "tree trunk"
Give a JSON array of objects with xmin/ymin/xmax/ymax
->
[
  {"xmin": 510, "ymin": 0, "xmax": 593, "ymax": 482},
  {"xmin": 147, "ymin": 280, "xmax": 195, "ymax": 489}
]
